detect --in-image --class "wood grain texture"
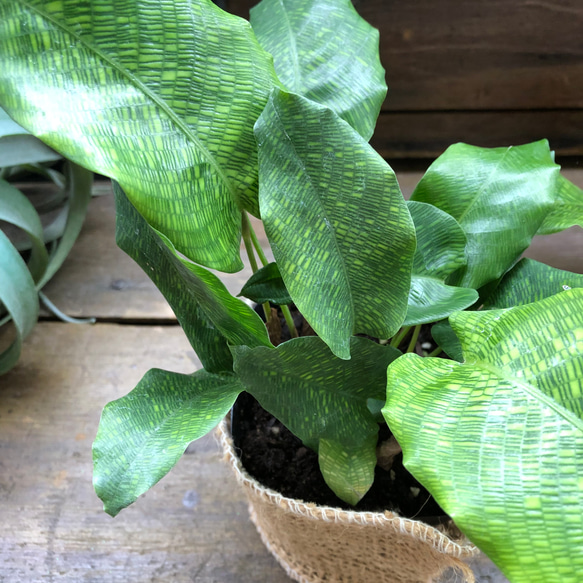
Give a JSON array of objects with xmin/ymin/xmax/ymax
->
[
  {"xmin": 39, "ymin": 171, "xmax": 583, "ymax": 325},
  {"xmin": 370, "ymin": 0, "xmax": 583, "ymax": 112},
  {"xmin": 0, "ymin": 322, "xmax": 510, "ymax": 583},
  {"xmin": 372, "ymin": 110, "xmax": 583, "ymax": 159},
  {"xmin": 40, "ymin": 182, "xmax": 176, "ymax": 321},
  {"xmin": 224, "ymin": 0, "xmax": 583, "ymax": 157},
  {"xmin": 0, "ymin": 323, "xmax": 289, "ymax": 583},
  {"xmin": 226, "ymin": 0, "xmax": 583, "ymax": 111},
  {"xmin": 40, "ymin": 182, "xmax": 272, "ymax": 321}
]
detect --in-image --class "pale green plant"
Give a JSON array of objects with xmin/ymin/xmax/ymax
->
[{"xmin": 0, "ymin": 107, "xmax": 93, "ymax": 373}]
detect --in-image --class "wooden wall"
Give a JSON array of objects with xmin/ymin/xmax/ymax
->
[{"xmin": 223, "ymin": 0, "xmax": 583, "ymax": 159}]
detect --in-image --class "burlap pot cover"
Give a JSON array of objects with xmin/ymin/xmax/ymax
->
[{"xmin": 217, "ymin": 417, "xmax": 481, "ymax": 583}]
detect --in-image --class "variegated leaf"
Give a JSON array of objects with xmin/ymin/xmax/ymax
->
[
  {"xmin": 93, "ymin": 368, "xmax": 244, "ymax": 516},
  {"xmin": 256, "ymin": 89, "xmax": 415, "ymax": 359},
  {"xmin": 404, "ymin": 201, "xmax": 478, "ymax": 325},
  {"xmin": 250, "ymin": 0, "xmax": 386, "ymax": 140},
  {"xmin": 411, "ymin": 141, "xmax": 560, "ymax": 290},
  {"xmin": 384, "ymin": 289, "xmax": 583, "ymax": 583},
  {"xmin": 0, "ymin": 0, "xmax": 281, "ymax": 270},
  {"xmin": 233, "ymin": 336, "xmax": 400, "ymax": 504}
]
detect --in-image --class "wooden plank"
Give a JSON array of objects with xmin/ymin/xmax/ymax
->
[
  {"xmin": 0, "ymin": 324, "xmax": 509, "ymax": 582},
  {"xmin": 372, "ymin": 110, "xmax": 583, "ymax": 159},
  {"xmin": 0, "ymin": 323, "xmax": 290, "ymax": 583},
  {"xmin": 40, "ymin": 182, "xmax": 272, "ymax": 321},
  {"xmin": 41, "ymin": 170, "xmax": 583, "ymax": 323},
  {"xmin": 224, "ymin": 0, "xmax": 583, "ymax": 111},
  {"xmin": 40, "ymin": 184, "xmax": 175, "ymax": 321},
  {"xmin": 373, "ymin": 0, "xmax": 583, "ymax": 112},
  {"xmin": 223, "ymin": 0, "xmax": 583, "ymax": 156}
]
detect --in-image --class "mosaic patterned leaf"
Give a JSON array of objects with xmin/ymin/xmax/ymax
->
[
  {"xmin": 384, "ymin": 289, "xmax": 583, "ymax": 582},
  {"xmin": 250, "ymin": 0, "xmax": 386, "ymax": 140},
  {"xmin": 0, "ymin": 0, "xmax": 281, "ymax": 270},
  {"xmin": 256, "ymin": 89, "xmax": 415, "ymax": 359}
]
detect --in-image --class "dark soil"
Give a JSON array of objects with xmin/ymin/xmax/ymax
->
[
  {"xmin": 253, "ymin": 303, "xmax": 316, "ymax": 346},
  {"xmin": 232, "ymin": 392, "xmax": 448, "ymax": 525},
  {"xmin": 240, "ymin": 304, "xmax": 450, "ymax": 524}
]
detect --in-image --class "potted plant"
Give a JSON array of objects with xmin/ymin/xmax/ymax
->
[
  {"xmin": 0, "ymin": 0, "xmax": 582, "ymax": 582},
  {"xmin": 0, "ymin": 106, "xmax": 94, "ymax": 374}
]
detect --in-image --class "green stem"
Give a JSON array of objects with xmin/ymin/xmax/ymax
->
[
  {"xmin": 241, "ymin": 212, "xmax": 270, "ymax": 323},
  {"xmin": 243, "ymin": 212, "xmax": 296, "ymax": 338},
  {"xmin": 0, "ymin": 166, "xmax": 11, "ymax": 180},
  {"xmin": 241, "ymin": 213, "xmax": 259, "ymax": 273},
  {"xmin": 427, "ymin": 345, "xmax": 443, "ymax": 358},
  {"xmin": 249, "ymin": 222, "xmax": 269, "ymax": 267},
  {"xmin": 406, "ymin": 324, "xmax": 422, "ymax": 353},
  {"xmin": 281, "ymin": 304, "xmax": 299, "ymax": 338},
  {"xmin": 262, "ymin": 302, "xmax": 273, "ymax": 325},
  {"xmin": 390, "ymin": 326, "xmax": 411, "ymax": 348}
]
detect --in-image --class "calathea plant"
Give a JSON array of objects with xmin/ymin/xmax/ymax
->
[{"xmin": 1, "ymin": 0, "xmax": 582, "ymax": 581}]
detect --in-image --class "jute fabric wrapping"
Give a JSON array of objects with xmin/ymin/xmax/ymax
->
[{"xmin": 217, "ymin": 418, "xmax": 480, "ymax": 583}]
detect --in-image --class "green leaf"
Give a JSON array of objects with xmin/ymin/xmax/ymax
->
[
  {"xmin": 256, "ymin": 89, "xmax": 416, "ymax": 359},
  {"xmin": 37, "ymin": 162, "xmax": 93, "ymax": 288},
  {"xmin": 232, "ymin": 336, "xmax": 400, "ymax": 504},
  {"xmin": 405, "ymin": 278, "xmax": 478, "ymax": 327},
  {"xmin": 0, "ymin": 106, "xmax": 60, "ymax": 166},
  {"xmin": 93, "ymin": 368, "xmax": 243, "ymax": 516},
  {"xmin": 383, "ymin": 289, "xmax": 583, "ymax": 583},
  {"xmin": 250, "ymin": 0, "xmax": 386, "ymax": 140},
  {"xmin": 411, "ymin": 141, "xmax": 560, "ymax": 290},
  {"xmin": 318, "ymin": 435, "xmax": 378, "ymax": 507},
  {"xmin": 0, "ymin": 162, "xmax": 92, "ymax": 356},
  {"xmin": 114, "ymin": 183, "xmax": 271, "ymax": 374},
  {"xmin": 483, "ymin": 257, "xmax": 583, "ymax": 309},
  {"xmin": 157, "ymin": 230, "xmax": 273, "ymax": 348},
  {"xmin": 0, "ymin": 104, "xmax": 26, "ymax": 137},
  {"xmin": 537, "ymin": 174, "xmax": 583, "ymax": 235},
  {"xmin": 403, "ymin": 201, "xmax": 478, "ymax": 325},
  {"xmin": 430, "ymin": 320, "xmax": 463, "ymax": 362},
  {"xmin": 453, "ymin": 292, "xmax": 583, "ymax": 419},
  {"xmin": 0, "ymin": 179, "xmax": 49, "ymax": 283},
  {"xmin": 0, "ymin": 0, "xmax": 281, "ymax": 271},
  {"xmin": 239, "ymin": 262, "xmax": 292, "ymax": 305},
  {"xmin": 0, "ymin": 230, "xmax": 38, "ymax": 374}
]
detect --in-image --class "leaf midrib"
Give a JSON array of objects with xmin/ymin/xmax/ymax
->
[
  {"xmin": 470, "ymin": 359, "xmax": 583, "ymax": 433},
  {"xmin": 277, "ymin": 0, "xmax": 302, "ymax": 92},
  {"xmin": 270, "ymin": 96, "xmax": 355, "ymax": 334},
  {"xmin": 455, "ymin": 146, "xmax": 511, "ymax": 226},
  {"xmin": 17, "ymin": 0, "xmax": 239, "ymax": 206}
]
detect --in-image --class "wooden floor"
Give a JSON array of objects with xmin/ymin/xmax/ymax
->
[{"xmin": 1, "ymin": 171, "xmax": 581, "ymax": 582}]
